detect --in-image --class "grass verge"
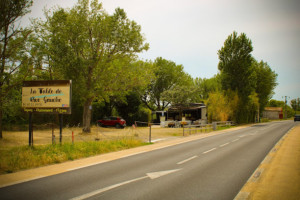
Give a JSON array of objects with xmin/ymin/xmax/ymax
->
[{"xmin": 0, "ymin": 137, "xmax": 146, "ymax": 175}]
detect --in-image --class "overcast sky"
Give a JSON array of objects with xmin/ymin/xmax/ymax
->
[{"xmin": 22, "ymin": 0, "xmax": 300, "ymax": 102}]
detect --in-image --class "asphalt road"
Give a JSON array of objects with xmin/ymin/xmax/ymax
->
[{"xmin": 0, "ymin": 121, "xmax": 295, "ymax": 200}]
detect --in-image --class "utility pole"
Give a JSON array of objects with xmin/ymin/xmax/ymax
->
[{"xmin": 282, "ymin": 96, "xmax": 290, "ymax": 119}]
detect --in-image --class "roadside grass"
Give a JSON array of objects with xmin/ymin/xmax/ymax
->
[
  {"xmin": 0, "ymin": 138, "xmax": 146, "ymax": 174},
  {"xmin": 216, "ymin": 125, "xmax": 234, "ymax": 131}
]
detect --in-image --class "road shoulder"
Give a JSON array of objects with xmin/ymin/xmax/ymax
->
[{"xmin": 235, "ymin": 123, "xmax": 300, "ymax": 200}]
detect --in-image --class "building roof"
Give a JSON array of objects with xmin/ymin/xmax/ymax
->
[
  {"xmin": 264, "ymin": 107, "xmax": 283, "ymax": 111},
  {"xmin": 168, "ymin": 103, "xmax": 206, "ymax": 112}
]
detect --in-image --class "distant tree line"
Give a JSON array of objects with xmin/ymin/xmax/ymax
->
[{"xmin": 0, "ymin": 0, "xmax": 286, "ymax": 138}]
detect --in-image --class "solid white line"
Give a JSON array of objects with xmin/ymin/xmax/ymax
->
[
  {"xmin": 70, "ymin": 176, "xmax": 148, "ymax": 200},
  {"xmin": 219, "ymin": 143, "xmax": 230, "ymax": 147},
  {"xmin": 232, "ymin": 139, "xmax": 239, "ymax": 142},
  {"xmin": 203, "ymin": 148, "xmax": 217, "ymax": 154},
  {"xmin": 177, "ymin": 156, "xmax": 198, "ymax": 165}
]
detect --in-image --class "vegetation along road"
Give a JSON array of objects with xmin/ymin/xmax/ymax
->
[{"xmin": 0, "ymin": 121, "xmax": 295, "ymax": 200}]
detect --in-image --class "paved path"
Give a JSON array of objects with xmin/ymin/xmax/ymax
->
[{"xmin": 235, "ymin": 122, "xmax": 300, "ymax": 200}]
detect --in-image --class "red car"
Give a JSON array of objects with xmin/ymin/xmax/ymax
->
[{"xmin": 97, "ymin": 116, "xmax": 126, "ymax": 128}]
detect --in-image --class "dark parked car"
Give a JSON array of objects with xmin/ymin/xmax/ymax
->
[
  {"xmin": 294, "ymin": 114, "xmax": 300, "ymax": 122},
  {"xmin": 97, "ymin": 116, "xmax": 126, "ymax": 128}
]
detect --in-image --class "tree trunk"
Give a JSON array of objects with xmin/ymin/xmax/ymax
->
[
  {"xmin": 0, "ymin": 106, "xmax": 2, "ymax": 139},
  {"xmin": 82, "ymin": 97, "xmax": 93, "ymax": 133},
  {"xmin": 0, "ymin": 89, "xmax": 2, "ymax": 139}
]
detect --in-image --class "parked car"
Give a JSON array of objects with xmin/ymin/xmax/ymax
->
[
  {"xmin": 97, "ymin": 116, "xmax": 126, "ymax": 128},
  {"xmin": 294, "ymin": 114, "xmax": 300, "ymax": 122}
]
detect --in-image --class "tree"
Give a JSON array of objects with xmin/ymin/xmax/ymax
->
[
  {"xmin": 218, "ymin": 31, "xmax": 256, "ymax": 123},
  {"xmin": 0, "ymin": 0, "xmax": 33, "ymax": 138},
  {"xmin": 38, "ymin": 0, "xmax": 149, "ymax": 132},
  {"xmin": 253, "ymin": 60, "xmax": 277, "ymax": 114},
  {"xmin": 194, "ymin": 75, "xmax": 221, "ymax": 100},
  {"xmin": 161, "ymin": 74, "xmax": 199, "ymax": 106},
  {"xmin": 290, "ymin": 98, "xmax": 300, "ymax": 112},
  {"xmin": 141, "ymin": 57, "xmax": 187, "ymax": 111},
  {"xmin": 207, "ymin": 90, "xmax": 239, "ymax": 122}
]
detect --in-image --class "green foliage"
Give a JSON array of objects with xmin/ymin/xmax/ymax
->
[
  {"xmin": 35, "ymin": 0, "xmax": 149, "ymax": 132},
  {"xmin": 0, "ymin": 0, "xmax": 282, "ymax": 133},
  {"xmin": 290, "ymin": 98, "xmax": 300, "ymax": 111},
  {"xmin": 218, "ymin": 31, "xmax": 255, "ymax": 99},
  {"xmin": 115, "ymin": 91, "xmax": 144, "ymax": 125},
  {"xmin": 0, "ymin": 0, "xmax": 33, "ymax": 30},
  {"xmin": 194, "ymin": 75, "xmax": 221, "ymax": 100},
  {"xmin": 161, "ymin": 73, "xmax": 200, "ymax": 106},
  {"xmin": 207, "ymin": 90, "xmax": 239, "ymax": 122},
  {"xmin": 0, "ymin": 0, "xmax": 34, "ymax": 138},
  {"xmin": 217, "ymin": 31, "xmax": 278, "ymax": 123},
  {"xmin": 142, "ymin": 57, "xmax": 189, "ymax": 111},
  {"xmin": 253, "ymin": 60, "xmax": 278, "ymax": 112},
  {"xmin": 267, "ymin": 99, "xmax": 285, "ymax": 107}
]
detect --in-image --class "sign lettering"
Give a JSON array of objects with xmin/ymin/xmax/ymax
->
[{"xmin": 22, "ymin": 80, "xmax": 72, "ymax": 114}]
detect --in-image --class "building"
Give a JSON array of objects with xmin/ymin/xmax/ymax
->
[
  {"xmin": 262, "ymin": 107, "xmax": 283, "ymax": 120},
  {"xmin": 167, "ymin": 103, "xmax": 207, "ymax": 123},
  {"xmin": 152, "ymin": 103, "xmax": 207, "ymax": 127}
]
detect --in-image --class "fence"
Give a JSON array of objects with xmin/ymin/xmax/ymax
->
[
  {"xmin": 182, "ymin": 121, "xmax": 235, "ymax": 136},
  {"xmin": 134, "ymin": 121, "xmax": 235, "ymax": 143},
  {"xmin": 1, "ymin": 121, "xmax": 235, "ymax": 148}
]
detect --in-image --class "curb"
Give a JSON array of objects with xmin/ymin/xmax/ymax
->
[{"xmin": 234, "ymin": 126, "xmax": 295, "ymax": 200}]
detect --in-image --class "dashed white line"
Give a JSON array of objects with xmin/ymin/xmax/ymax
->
[
  {"xmin": 219, "ymin": 142, "xmax": 230, "ymax": 147},
  {"xmin": 203, "ymin": 148, "xmax": 217, "ymax": 154},
  {"xmin": 177, "ymin": 156, "xmax": 198, "ymax": 165},
  {"xmin": 249, "ymin": 131, "xmax": 258, "ymax": 136},
  {"xmin": 232, "ymin": 139, "xmax": 239, "ymax": 142}
]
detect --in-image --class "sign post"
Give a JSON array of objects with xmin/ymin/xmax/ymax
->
[
  {"xmin": 29, "ymin": 113, "xmax": 33, "ymax": 146},
  {"xmin": 22, "ymin": 80, "xmax": 72, "ymax": 146},
  {"xmin": 59, "ymin": 114, "xmax": 63, "ymax": 144}
]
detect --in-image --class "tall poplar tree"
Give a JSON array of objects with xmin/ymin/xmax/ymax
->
[{"xmin": 218, "ymin": 31, "xmax": 256, "ymax": 123}]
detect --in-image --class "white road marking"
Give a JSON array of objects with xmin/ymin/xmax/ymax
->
[
  {"xmin": 232, "ymin": 139, "xmax": 239, "ymax": 142},
  {"xmin": 146, "ymin": 169, "xmax": 182, "ymax": 179},
  {"xmin": 177, "ymin": 156, "xmax": 198, "ymax": 165},
  {"xmin": 239, "ymin": 135, "xmax": 246, "ymax": 138},
  {"xmin": 70, "ymin": 176, "xmax": 148, "ymax": 200},
  {"xmin": 249, "ymin": 131, "xmax": 258, "ymax": 136},
  {"xmin": 69, "ymin": 169, "xmax": 182, "ymax": 200},
  {"xmin": 219, "ymin": 142, "xmax": 230, "ymax": 147},
  {"xmin": 203, "ymin": 148, "xmax": 217, "ymax": 154}
]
